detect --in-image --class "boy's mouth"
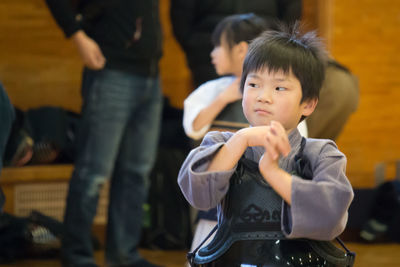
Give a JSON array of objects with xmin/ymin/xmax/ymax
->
[{"xmin": 254, "ymin": 108, "xmax": 272, "ymax": 116}]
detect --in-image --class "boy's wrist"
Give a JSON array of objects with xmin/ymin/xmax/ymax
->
[
  {"xmin": 235, "ymin": 128, "xmax": 250, "ymax": 147},
  {"xmin": 207, "ymin": 130, "xmax": 248, "ymax": 172},
  {"xmin": 260, "ymin": 164, "xmax": 292, "ymax": 204},
  {"xmin": 227, "ymin": 129, "xmax": 249, "ymax": 153},
  {"xmin": 260, "ymin": 163, "xmax": 282, "ymax": 180}
]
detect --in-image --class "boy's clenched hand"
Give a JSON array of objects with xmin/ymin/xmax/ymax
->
[
  {"xmin": 259, "ymin": 120, "xmax": 291, "ymax": 169},
  {"xmin": 242, "ymin": 121, "xmax": 291, "ymax": 159}
]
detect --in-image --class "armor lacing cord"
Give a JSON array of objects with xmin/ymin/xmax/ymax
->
[{"xmin": 187, "ymin": 225, "xmax": 218, "ymax": 267}]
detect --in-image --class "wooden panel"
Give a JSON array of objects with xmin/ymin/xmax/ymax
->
[
  {"xmin": 159, "ymin": 0, "xmax": 192, "ymax": 108},
  {"xmin": 302, "ymin": 0, "xmax": 332, "ymax": 49},
  {"xmin": 1, "ymin": 184, "xmax": 15, "ymax": 214},
  {"xmin": 331, "ymin": 0, "xmax": 400, "ymax": 187},
  {"xmin": 302, "ymin": 0, "xmax": 319, "ymax": 31},
  {"xmin": 0, "ymin": 165, "xmax": 73, "ymax": 184},
  {"xmin": 0, "ymin": 0, "xmax": 82, "ymax": 112}
]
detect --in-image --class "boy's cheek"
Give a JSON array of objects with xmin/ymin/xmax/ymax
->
[
  {"xmin": 242, "ymin": 89, "xmax": 251, "ymax": 102},
  {"xmin": 241, "ymin": 98, "xmax": 250, "ymax": 112}
]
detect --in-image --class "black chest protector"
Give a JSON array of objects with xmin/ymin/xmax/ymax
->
[
  {"xmin": 211, "ymin": 100, "xmax": 249, "ymax": 131},
  {"xmin": 188, "ymin": 138, "xmax": 355, "ymax": 267}
]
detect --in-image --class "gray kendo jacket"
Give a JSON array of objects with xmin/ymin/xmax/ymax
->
[{"xmin": 178, "ymin": 129, "xmax": 354, "ymax": 241}]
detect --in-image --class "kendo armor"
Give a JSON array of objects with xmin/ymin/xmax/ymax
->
[{"xmin": 188, "ymin": 138, "xmax": 355, "ymax": 267}]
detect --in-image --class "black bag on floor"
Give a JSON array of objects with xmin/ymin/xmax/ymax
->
[
  {"xmin": 4, "ymin": 106, "xmax": 80, "ymax": 166},
  {"xmin": 141, "ymin": 100, "xmax": 192, "ymax": 250},
  {"xmin": 142, "ymin": 147, "xmax": 192, "ymax": 250},
  {"xmin": 0, "ymin": 210, "xmax": 101, "ymax": 263},
  {"xmin": 345, "ymin": 161, "xmax": 400, "ymax": 243},
  {"xmin": 24, "ymin": 107, "xmax": 79, "ymax": 163},
  {"xmin": 0, "ymin": 212, "xmax": 32, "ymax": 263},
  {"xmin": 0, "ymin": 211, "xmax": 62, "ymax": 263},
  {"xmin": 359, "ymin": 180, "xmax": 400, "ymax": 242}
]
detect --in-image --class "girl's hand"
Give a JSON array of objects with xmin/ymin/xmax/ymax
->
[{"xmin": 219, "ymin": 78, "xmax": 242, "ymax": 104}]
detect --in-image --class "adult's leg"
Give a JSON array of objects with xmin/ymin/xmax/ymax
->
[
  {"xmin": 105, "ymin": 75, "xmax": 162, "ymax": 266},
  {"xmin": 62, "ymin": 69, "xmax": 135, "ymax": 267}
]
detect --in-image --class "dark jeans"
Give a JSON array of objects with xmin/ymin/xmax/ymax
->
[
  {"xmin": 0, "ymin": 82, "xmax": 15, "ymax": 212},
  {"xmin": 62, "ymin": 68, "xmax": 162, "ymax": 267}
]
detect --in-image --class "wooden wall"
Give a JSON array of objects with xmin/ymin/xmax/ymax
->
[
  {"xmin": 0, "ymin": 0, "xmax": 82, "ymax": 113},
  {"xmin": 1, "ymin": 0, "xmax": 399, "ymax": 188},
  {"xmin": 330, "ymin": 0, "xmax": 400, "ymax": 187}
]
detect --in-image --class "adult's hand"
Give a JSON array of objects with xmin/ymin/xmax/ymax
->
[{"xmin": 72, "ymin": 30, "xmax": 106, "ymax": 70}]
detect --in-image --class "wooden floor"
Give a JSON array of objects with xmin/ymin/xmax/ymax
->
[{"xmin": 0, "ymin": 243, "xmax": 399, "ymax": 267}]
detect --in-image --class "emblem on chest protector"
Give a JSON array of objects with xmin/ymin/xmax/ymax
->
[{"xmin": 240, "ymin": 203, "xmax": 280, "ymax": 223}]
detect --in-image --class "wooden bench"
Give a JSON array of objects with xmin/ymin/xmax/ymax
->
[
  {"xmin": 0, "ymin": 164, "xmax": 109, "ymax": 224},
  {"xmin": 0, "ymin": 165, "xmax": 72, "ymax": 217}
]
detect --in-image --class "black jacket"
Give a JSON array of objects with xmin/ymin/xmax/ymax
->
[
  {"xmin": 170, "ymin": 0, "xmax": 302, "ymax": 87},
  {"xmin": 45, "ymin": 0, "xmax": 162, "ymax": 76}
]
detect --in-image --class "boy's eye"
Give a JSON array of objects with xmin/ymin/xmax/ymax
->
[
  {"xmin": 248, "ymin": 83, "xmax": 259, "ymax": 88},
  {"xmin": 275, "ymin": 87, "xmax": 286, "ymax": 91}
]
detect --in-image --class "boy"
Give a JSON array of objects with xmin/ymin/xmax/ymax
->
[
  {"xmin": 178, "ymin": 25, "xmax": 354, "ymax": 265},
  {"xmin": 183, "ymin": 14, "xmax": 309, "ymax": 255}
]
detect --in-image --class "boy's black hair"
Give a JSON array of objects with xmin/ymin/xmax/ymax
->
[
  {"xmin": 240, "ymin": 22, "xmax": 327, "ymax": 103},
  {"xmin": 211, "ymin": 13, "xmax": 272, "ymax": 49}
]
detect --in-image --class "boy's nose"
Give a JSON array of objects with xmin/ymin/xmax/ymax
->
[{"xmin": 257, "ymin": 89, "xmax": 272, "ymax": 103}]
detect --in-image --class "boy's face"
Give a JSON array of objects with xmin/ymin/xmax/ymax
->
[{"xmin": 242, "ymin": 68, "xmax": 317, "ymax": 132}]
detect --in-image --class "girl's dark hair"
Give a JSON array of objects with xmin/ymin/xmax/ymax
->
[
  {"xmin": 211, "ymin": 13, "xmax": 271, "ymax": 49},
  {"xmin": 240, "ymin": 22, "xmax": 327, "ymax": 103}
]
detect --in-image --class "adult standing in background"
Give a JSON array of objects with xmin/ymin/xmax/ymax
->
[
  {"xmin": 45, "ymin": 1, "xmax": 163, "ymax": 266},
  {"xmin": 170, "ymin": 0, "xmax": 302, "ymax": 88},
  {"xmin": 307, "ymin": 60, "xmax": 359, "ymax": 141}
]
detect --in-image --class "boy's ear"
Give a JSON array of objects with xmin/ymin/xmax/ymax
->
[{"xmin": 301, "ymin": 98, "xmax": 318, "ymax": 117}]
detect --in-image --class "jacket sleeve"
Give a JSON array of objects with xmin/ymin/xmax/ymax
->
[
  {"xmin": 45, "ymin": 0, "xmax": 81, "ymax": 38},
  {"xmin": 177, "ymin": 131, "xmax": 236, "ymax": 210},
  {"xmin": 282, "ymin": 141, "xmax": 354, "ymax": 240}
]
